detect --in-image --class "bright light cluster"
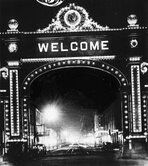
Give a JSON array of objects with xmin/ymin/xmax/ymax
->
[
  {"xmin": 42, "ymin": 103, "xmax": 61, "ymax": 123},
  {"xmin": 39, "ymin": 128, "xmax": 113, "ymax": 149}
]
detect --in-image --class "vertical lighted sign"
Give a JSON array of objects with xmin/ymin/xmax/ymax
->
[
  {"xmin": 9, "ymin": 70, "xmax": 20, "ymax": 136},
  {"xmin": 131, "ymin": 65, "xmax": 142, "ymax": 132}
]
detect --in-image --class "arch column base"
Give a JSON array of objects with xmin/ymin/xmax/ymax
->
[
  {"xmin": 5, "ymin": 141, "xmax": 28, "ymax": 160},
  {"xmin": 122, "ymin": 138, "xmax": 148, "ymax": 159}
]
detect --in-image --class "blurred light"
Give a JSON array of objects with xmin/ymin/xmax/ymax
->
[
  {"xmin": 42, "ymin": 103, "xmax": 60, "ymax": 123},
  {"xmin": 82, "ymin": 133, "xmax": 95, "ymax": 145},
  {"xmin": 8, "ymin": 19, "xmax": 19, "ymax": 31},
  {"xmin": 61, "ymin": 129, "xmax": 81, "ymax": 143},
  {"xmin": 61, "ymin": 129, "xmax": 68, "ymax": 137},
  {"xmin": 38, "ymin": 129, "xmax": 58, "ymax": 150},
  {"xmin": 40, "ymin": 136, "xmax": 57, "ymax": 148}
]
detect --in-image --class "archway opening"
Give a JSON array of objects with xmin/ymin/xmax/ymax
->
[{"xmin": 29, "ymin": 67, "xmax": 122, "ymax": 154}]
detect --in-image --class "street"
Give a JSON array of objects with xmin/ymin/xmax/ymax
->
[{"xmin": 1, "ymin": 153, "xmax": 148, "ymax": 166}]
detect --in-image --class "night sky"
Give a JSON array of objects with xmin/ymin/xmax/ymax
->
[
  {"xmin": 30, "ymin": 67, "xmax": 119, "ymax": 111},
  {"xmin": 0, "ymin": 0, "xmax": 148, "ymax": 31}
]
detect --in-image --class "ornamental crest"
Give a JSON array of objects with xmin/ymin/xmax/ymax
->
[
  {"xmin": 38, "ymin": 3, "xmax": 109, "ymax": 32},
  {"xmin": 36, "ymin": 0, "xmax": 64, "ymax": 7}
]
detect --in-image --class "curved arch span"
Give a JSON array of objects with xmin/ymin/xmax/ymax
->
[{"xmin": 22, "ymin": 59, "xmax": 128, "ymax": 94}]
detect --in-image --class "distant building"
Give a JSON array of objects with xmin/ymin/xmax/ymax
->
[
  {"xmin": 80, "ymin": 109, "xmax": 97, "ymax": 134},
  {"xmin": 101, "ymin": 98, "xmax": 123, "ymax": 143}
]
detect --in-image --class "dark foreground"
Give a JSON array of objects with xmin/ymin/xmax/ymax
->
[{"xmin": 1, "ymin": 153, "xmax": 148, "ymax": 166}]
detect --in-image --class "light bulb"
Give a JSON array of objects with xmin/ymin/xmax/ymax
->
[
  {"xmin": 127, "ymin": 14, "xmax": 138, "ymax": 26},
  {"xmin": 8, "ymin": 19, "xmax": 19, "ymax": 31}
]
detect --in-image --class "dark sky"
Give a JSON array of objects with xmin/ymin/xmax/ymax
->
[
  {"xmin": 0, "ymin": 0, "xmax": 147, "ymax": 31},
  {"xmin": 30, "ymin": 67, "xmax": 120, "ymax": 112}
]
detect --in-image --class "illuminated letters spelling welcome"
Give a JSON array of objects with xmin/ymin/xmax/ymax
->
[{"xmin": 38, "ymin": 40, "xmax": 109, "ymax": 53}]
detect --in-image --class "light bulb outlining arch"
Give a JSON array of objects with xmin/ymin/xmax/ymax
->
[
  {"xmin": 21, "ymin": 59, "xmax": 130, "ymax": 139},
  {"xmin": 22, "ymin": 59, "xmax": 128, "ymax": 94}
]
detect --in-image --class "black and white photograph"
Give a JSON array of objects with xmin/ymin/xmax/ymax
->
[{"xmin": 0, "ymin": 0, "xmax": 148, "ymax": 165}]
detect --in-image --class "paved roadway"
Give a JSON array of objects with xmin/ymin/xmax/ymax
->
[{"xmin": 1, "ymin": 154, "xmax": 148, "ymax": 166}]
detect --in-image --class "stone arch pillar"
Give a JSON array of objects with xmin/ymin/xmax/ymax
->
[{"xmin": 123, "ymin": 58, "xmax": 147, "ymax": 157}]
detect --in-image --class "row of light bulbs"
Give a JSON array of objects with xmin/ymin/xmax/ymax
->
[
  {"xmin": 7, "ymin": 14, "xmax": 139, "ymax": 32},
  {"xmin": 131, "ymin": 65, "xmax": 142, "ymax": 133},
  {"xmin": 9, "ymin": 70, "xmax": 20, "ymax": 136}
]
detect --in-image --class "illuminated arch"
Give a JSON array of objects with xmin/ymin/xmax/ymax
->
[
  {"xmin": 22, "ymin": 59, "xmax": 128, "ymax": 93},
  {"xmin": 21, "ymin": 59, "xmax": 129, "ymax": 139}
]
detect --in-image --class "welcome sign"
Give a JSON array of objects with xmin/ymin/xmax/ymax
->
[{"xmin": 36, "ymin": 36, "xmax": 110, "ymax": 57}]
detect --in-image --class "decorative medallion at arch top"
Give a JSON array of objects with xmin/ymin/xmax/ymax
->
[
  {"xmin": 38, "ymin": 3, "xmax": 109, "ymax": 33},
  {"xmin": 22, "ymin": 60, "xmax": 128, "ymax": 94}
]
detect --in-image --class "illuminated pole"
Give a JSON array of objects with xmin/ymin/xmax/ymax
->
[
  {"xmin": 94, "ymin": 112, "xmax": 99, "ymax": 133},
  {"xmin": 42, "ymin": 103, "xmax": 61, "ymax": 147},
  {"xmin": 94, "ymin": 112, "xmax": 99, "ymax": 147}
]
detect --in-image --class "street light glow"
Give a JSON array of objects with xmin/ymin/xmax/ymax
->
[{"xmin": 42, "ymin": 103, "xmax": 61, "ymax": 123}]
